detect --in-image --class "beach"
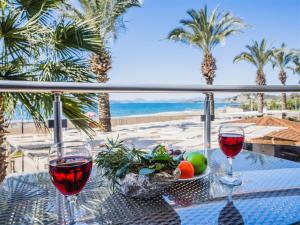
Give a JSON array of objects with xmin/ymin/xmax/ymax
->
[{"xmin": 5, "ymin": 107, "xmax": 300, "ymax": 174}]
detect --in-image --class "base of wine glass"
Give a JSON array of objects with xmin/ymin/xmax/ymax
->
[{"xmin": 220, "ymin": 175, "xmax": 242, "ymax": 186}]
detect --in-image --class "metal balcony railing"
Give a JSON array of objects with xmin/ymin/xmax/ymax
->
[{"xmin": 0, "ymin": 80, "xmax": 300, "ymax": 151}]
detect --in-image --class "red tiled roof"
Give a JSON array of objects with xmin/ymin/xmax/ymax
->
[
  {"xmin": 233, "ymin": 116, "xmax": 300, "ymax": 144},
  {"xmin": 266, "ymin": 129, "xmax": 300, "ymax": 142}
]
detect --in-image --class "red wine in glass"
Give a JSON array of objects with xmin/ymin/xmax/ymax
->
[
  {"xmin": 49, "ymin": 156, "xmax": 92, "ymax": 196},
  {"xmin": 218, "ymin": 133, "xmax": 244, "ymax": 158},
  {"xmin": 49, "ymin": 142, "xmax": 93, "ymax": 224},
  {"xmin": 218, "ymin": 126, "xmax": 244, "ymax": 186}
]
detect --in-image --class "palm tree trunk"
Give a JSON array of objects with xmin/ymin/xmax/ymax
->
[
  {"xmin": 279, "ymin": 70, "xmax": 287, "ymax": 111},
  {"xmin": 98, "ymin": 93, "xmax": 111, "ymax": 132},
  {"xmin": 281, "ymin": 93, "xmax": 287, "ymax": 111},
  {"xmin": 201, "ymin": 54, "xmax": 217, "ymax": 115},
  {"xmin": 257, "ymin": 93, "xmax": 264, "ymax": 113},
  {"xmin": 90, "ymin": 52, "xmax": 112, "ymax": 132},
  {"xmin": 0, "ymin": 93, "xmax": 7, "ymax": 183},
  {"xmin": 256, "ymin": 70, "xmax": 266, "ymax": 113}
]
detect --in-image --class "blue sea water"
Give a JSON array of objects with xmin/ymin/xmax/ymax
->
[
  {"xmin": 110, "ymin": 102, "xmax": 235, "ymax": 117},
  {"xmin": 12, "ymin": 102, "xmax": 237, "ymax": 120}
]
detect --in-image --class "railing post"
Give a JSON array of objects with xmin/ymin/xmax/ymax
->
[
  {"xmin": 53, "ymin": 93, "xmax": 63, "ymax": 146},
  {"xmin": 22, "ymin": 152, "xmax": 24, "ymax": 172},
  {"xmin": 203, "ymin": 94, "xmax": 211, "ymax": 150}
]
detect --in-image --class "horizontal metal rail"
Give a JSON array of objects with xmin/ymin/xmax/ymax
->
[
  {"xmin": 0, "ymin": 81, "xmax": 299, "ymax": 93},
  {"xmin": 1, "ymin": 80, "xmax": 299, "ymax": 151}
]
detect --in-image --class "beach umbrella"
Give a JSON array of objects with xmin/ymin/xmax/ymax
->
[{"xmin": 85, "ymin": 112, "xmax": 96, "ymax": 119}]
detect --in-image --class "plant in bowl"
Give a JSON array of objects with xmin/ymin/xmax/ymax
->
[{"xmin": 95, "ymin": 138, "xmax": 180, "ymax": 198}]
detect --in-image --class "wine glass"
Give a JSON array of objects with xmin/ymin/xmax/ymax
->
[
  {"xmin": 49, "ymin": 141, "xmax": 93, "ymax": 224},
  {"xmin": 218, "ymin": 125, "xmax": 244, "ymax": 186}
]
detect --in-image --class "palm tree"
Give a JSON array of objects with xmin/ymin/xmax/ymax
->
[
  {"xmin": 64, "ymin": 0, "xmax": 141, "ymax": 132},
  {"xmin": 0, "ymin": 0, "xmax": 103, "ymax": 181},
  {"xmin": 289, "ymin": 50, "xmax": 300, "ymax": 81},
  {"xmin": 271, "ymin": 43, "xmax": 294, "ymax": 110},
  {"xmin": 168, "ymin": 6, "xmax": 246, "ymax": 115},
  {"xmin": 234, "ymin": 39, "xmax": 273, "ymax": 113}
]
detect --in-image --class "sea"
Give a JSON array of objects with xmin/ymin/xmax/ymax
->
[
  {"xmin": 109, "ymin": 102, "xmax": 235, "ymax": 117},
  {"xmin": 12, "ymin": 102, "xmax": 238, "ymax": 120}
]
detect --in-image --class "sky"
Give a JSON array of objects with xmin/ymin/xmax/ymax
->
[{"xmin": 105, "ymin": 0, "xmax": 300, "ymax": 100}]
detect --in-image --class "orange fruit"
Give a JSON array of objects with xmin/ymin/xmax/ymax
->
[{"xmin": 178, "ymin": 161, "xmax": 194, "ymax": 179}]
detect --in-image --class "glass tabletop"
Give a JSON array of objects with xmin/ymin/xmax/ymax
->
[{"xmin": 0, "ymin": 149, "xmax": 300, "ymax": 225}]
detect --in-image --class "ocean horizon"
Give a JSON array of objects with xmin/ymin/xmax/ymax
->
[
  {"xmin": 109, "ymin": 102, "xmax": 238, "ymax": 117},
  {"xmin": 12, "ymin": 102, "xmax": 238, "ymax": 121}
]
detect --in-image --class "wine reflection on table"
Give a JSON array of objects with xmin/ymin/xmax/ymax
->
[{"xmin": 218, "ymin": 186, "xmax": 244, "ymax": 225}]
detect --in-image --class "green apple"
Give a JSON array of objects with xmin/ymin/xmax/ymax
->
[
  {"xmin": 185, "ymin": 152, "xmax": 207, "ymax": 175},
  {"xmin": 183, "ymin": 152, "xmax": 198, "ymax": 160}
]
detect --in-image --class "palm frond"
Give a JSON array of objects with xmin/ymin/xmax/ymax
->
[
  {"xmin": 234, "ymin": 39, "xmax": 273, "ymax": 71},
  {"xmin": 33, "ymin": 57, "xmax": 95, "ymax": 82},
  {"xmin": 98, "ymin": 0, "xmax": 141, "ymax": 39},
  {"xmin": 50, "ymin": 19, "xmax": 104, "ymax": 59},
  {"xmin": 109, "ymin": 0, "xmax": 140, "ymax": 33},
  {"xmin": 0, "ymin": 7, "xmax": 48, "ymax": 59},
  {"xmin": 272, "ymin": 43, "xmax": 295, "ymax": 70},
  {"xmin": 23, "ymin": 93, "xmax": 97, "ymax": 136},
  {"xmin": 61, "ymin": 94, "xmax": 97, "ymax": 137},
  {"xmin": 168, "ymin": 5, "xmax": 246, "ymax": 54},
  {"xmin": 233, "ymin": 52, "xmax": 257, "ymax": 67},
  {"xmin": 65, "ymin": 0, "xmax": 141, "ymax": 41},
  {"xmin": 61, "ymin": 1, "xmax": 85, "ymax": 20},
  {"xmin": 289, "ymin": 51, "xmax": 300, "ymax": 75},
  {"xmin": 167, "ymin": 28, "xmax": 195, "ymax": 46},
  {"xmin": 78, "ymin": 0, "xmax": 97, "ymax": 16},
  {"xmin": 0, "ymin": 57, "xmax": 31, "ymax": 80},
  {"xmin": 9, "ymin": 93, "xmax": 48, "ymax": 129},
  {"xmin": 13, "ymin": 0, "xmax": 61, "ymax": 24}
]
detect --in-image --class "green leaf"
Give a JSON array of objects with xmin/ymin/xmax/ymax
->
[
  {"xmin": 151, "ymin": 145, "xmax": 172, "ymax": 162},
  {"xmin": 139, "ymin": 168, "xmax": 155, "ymax": 176},
  {"xmin": 154, "ymin": 163, "xmax": 164, "ymax": 171},
  {"xmin": 116, "ymin": 163, "xmax": 131, "ymax": 178},
  {"xmin": 152, "ymin": 154, "xmax": 172, "ymax": 162}
]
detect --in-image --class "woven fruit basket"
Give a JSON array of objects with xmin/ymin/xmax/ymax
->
[
  {"xmin": 95, "ymin": 138, "xmax": 207, "ymax": 198},
  {"xmin": 116, "ymin": 172, "xmax": 176, "ymax": 198}
]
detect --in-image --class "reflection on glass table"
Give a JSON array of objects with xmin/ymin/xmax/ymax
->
[
  {"xmin": 1, "ymin": 149, "xmax": 300, "ymax": 224},
  {"xmin": 218, "ymin": 186, "xmax": 244, "ymax": 225}
]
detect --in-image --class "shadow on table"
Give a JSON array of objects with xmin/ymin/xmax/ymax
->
[
  {"xmin": 218, "ymin": 201, "xmax": 244, "ymax": 225},
  {"xmin": 101, "ymin": 192, "xmax": 181, "ymax": 225},
  {"xmin": 166, "ymin": 176, "xmax": 211, "ymax": 207}
]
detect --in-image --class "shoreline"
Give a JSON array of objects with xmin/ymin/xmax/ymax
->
[
  {"xmin": 8, "ymin": 103, "xmax": 238, "ymax": 123},
  {"xmin": 11, "ymin": 102, "xmax": 239, "ymax": 122},
  {"xmin": 6, "ymin": 108, "xmax": 300, "ymax": 135},
  {"xmin": 6, "ymin": 110, "xmax": 202, "ymax": 134}
]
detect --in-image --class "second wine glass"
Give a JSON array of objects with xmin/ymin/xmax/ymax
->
[{"xmin": 218, "ymin": 125, "xmax": 244, "ymax": 186}]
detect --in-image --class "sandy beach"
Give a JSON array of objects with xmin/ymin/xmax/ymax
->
[{"xmin": 5, "ymin": 108, "xmax": 300, "ymax": 174}]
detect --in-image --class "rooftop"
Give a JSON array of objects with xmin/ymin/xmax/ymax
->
[{"xmin": 233, "ymin": 116, "xmax": 300, "ymax": 145}]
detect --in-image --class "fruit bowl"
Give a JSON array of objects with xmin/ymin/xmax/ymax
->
[
  {"xmin": 176, "ymin": 166, "xmax": 210, "ymax": 182},
  {"xmin": 96, "ymin": 137, "xmax": 209, "ymax": 198}
]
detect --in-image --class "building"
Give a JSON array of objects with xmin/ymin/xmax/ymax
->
[{"xmin": 234, "ymin": 116, "xmax": 300, "ymax": 162}]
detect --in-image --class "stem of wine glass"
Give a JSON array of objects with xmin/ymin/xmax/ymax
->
[
  {"xmin": 226, "ymin": 186, "xmax": 233, "ymax": 203},
  {"xmin": 66, "ymin": 195, "xmax": 77, "ymax": 224},
  {"xmin": 227, "ymin": 157, "xmax": 233, "ymax": 177}
]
